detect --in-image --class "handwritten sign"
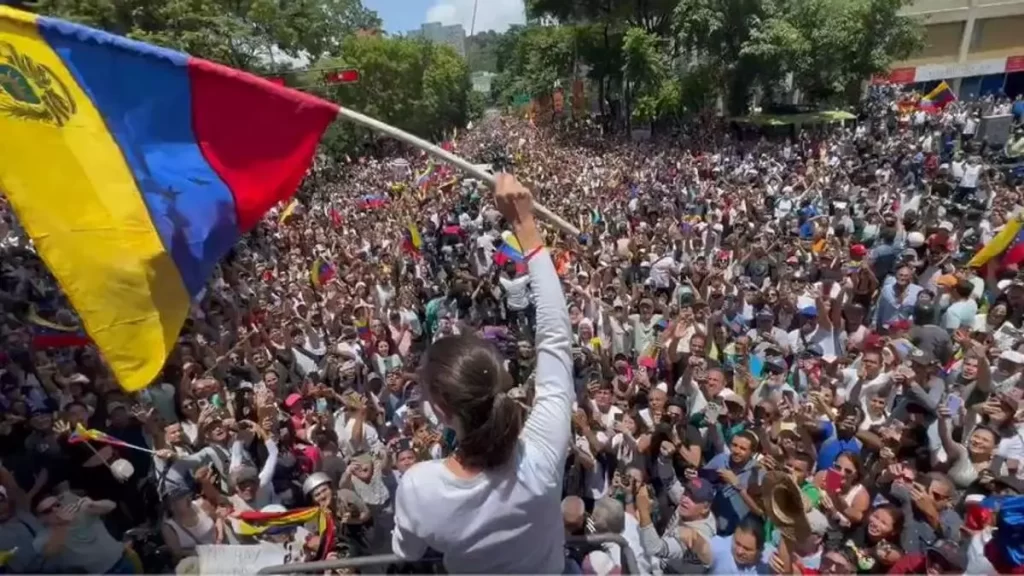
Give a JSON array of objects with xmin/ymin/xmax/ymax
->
[{"xmin": 197, "ymin": 544, "xmax": 286, "ymax": 575}]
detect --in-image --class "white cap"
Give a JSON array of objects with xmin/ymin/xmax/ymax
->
[
  {"xmin": 907, "ymin": 232, "xmax": 925, "ymax": 248},
  {"xmin": 939, "ymin": 221, "xmax": 954, "ymax": 232},
  {"xmin": 719, "ymin": 388, "xmax": 746, "ymax": 408},
  {"xmin": 999, "ymin": 350, "xmax": 1024, "ymax": 365}
]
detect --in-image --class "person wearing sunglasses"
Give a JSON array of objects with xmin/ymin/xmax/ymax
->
[{"xmin": 32, "ymin": 491, "xmax": 136, "ymax": 574}]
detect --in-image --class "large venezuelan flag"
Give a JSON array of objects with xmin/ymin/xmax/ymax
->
[{"xmin": 0, "ymin": 7, "xmax": 339, "ymax": 391}]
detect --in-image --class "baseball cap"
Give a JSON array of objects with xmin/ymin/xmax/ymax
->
[
  {"xmin": 764, "ymin": 356, "xmax": 788, "ymax": 374},
  {"xmin": 685, "ymin": 478, "xmax": 715, "ymax": 504},
  {"xmin": 284, "ymin": 393, "xmax": 303, "ymax": 408},
  {"xmin": 926, "ymin": 540, "xmax": 967, "ymax": 572},
  {"xmin": 800, "ymin": 344, "xmax": 825, "ymax": 359},
  {"xmin": 798, "ymin": 306, "xmax": 818, "ymax": 318},
  {"xmin": 849, "ymin": 244, "xmax": 868, "ymax": 259},
  {"xmin": 888, "ymin": 319, "xmax": 912, "ymax": 332},
  {"xmin": 719, "ymin": 389, "xmax": 746, "ymax": 409},
  {"xmin": 907, "ymin": 348, "xmax": 936, "ymax": 366}
]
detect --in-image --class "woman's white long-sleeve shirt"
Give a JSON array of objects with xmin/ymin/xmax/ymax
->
[{"xmin": 391, "ymin": 248, "xmax": 574, "ymax": 573}]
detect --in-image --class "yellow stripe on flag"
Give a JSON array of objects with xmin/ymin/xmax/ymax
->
[
  {"xmin": 968, "ymin": 218, "xmax": 1023, "ymax": 268},
  {"xmin": 0, "ymin": 9, "xmax": 190, "ymax": 391}
]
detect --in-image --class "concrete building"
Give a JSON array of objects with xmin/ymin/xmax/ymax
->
[
  {"xmin": 880, "ymin": 0, "xmax": 1024, "ymax": 97},
  {"xmin": 408, "ymin": 22, "xmax": 467, "ymax": 57},
  {"xmin": 471, "ymin": 71, "xmax": 496, "ymax": 94}
]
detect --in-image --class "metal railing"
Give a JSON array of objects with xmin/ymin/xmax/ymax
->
[{"xmin": 257, "ymin": 533, "xmax": 640, "ymax": 574}]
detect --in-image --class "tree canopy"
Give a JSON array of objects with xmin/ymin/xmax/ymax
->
[
  {"xmin": 27, "ymin": 0, "xmax": 476, "ymax": 157},
  {"xmin": 512, "ymin": 0, "xmax": 923, "ymax": 118},
  {"xmin": 303, "ymin": 36, "xmax": 473, "ymax": 157},
  {"xmin": 35, "ymin": 0, "xmax": 381, "ymax": 71}
]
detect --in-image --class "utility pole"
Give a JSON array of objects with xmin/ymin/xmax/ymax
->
[{"xmin": 470, "ymin": 0, "xmax": 478, "ymax": 36}]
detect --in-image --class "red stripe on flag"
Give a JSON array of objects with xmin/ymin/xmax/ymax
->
[{"xmin": 187, "ymin": 58, "xmax": 340, "ymax": 232}]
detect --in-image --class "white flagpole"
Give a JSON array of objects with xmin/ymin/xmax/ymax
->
[{"xmin": 335, "ymin": 107, "xmax": 581, "ymax": 236}]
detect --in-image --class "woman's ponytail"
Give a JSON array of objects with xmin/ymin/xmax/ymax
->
[
  {"xmin": 457, "ymin": 391, "xmax": 526, "ymax": 470},
  {"xmin": 419, "ymin": 333, "xmax": 527, "ymax": 471}
]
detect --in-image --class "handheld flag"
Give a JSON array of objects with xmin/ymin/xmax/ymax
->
[
  {"xmin": 236, "ymin": 507, "xmax": 336, "ymax": 560},
  {"xmin": 26, "ymin": 305, "xmax": 90, "ymax": 349},
  {"xmin": 310, "ymin": 258, "xmax": 336, "ymax": 288},
  {"xmin": 968, "ymin": 217, "xmax": 1024, "ymax": 270},
  {"xmin": 68, "ymin": 423, "xmax": 155, "ymax": 454},
  {"xmin": 278, "ymin": 198, "xmax": 300, "ymax": 225},
  {"xmin": 494, "ymin": 231, "xmax": 527, "ymax": 274},
  {"xmin": 402, "ymin": 223, "xmax": 423, "ymax": 256},
  {"xmin": 358, "ymin": 194, "xmax": 389, "ymax": 210},
  {"xmin": 0, "ymin": 7, "xmax": 339, "ymax": 391},
  {"xmin": 354, "ymin": 318, "xmax": 371, "ymax": 341},
  {"xmin": 415, "ymin": 162, "xmax": 436, "ymax": 188},
  {"xmin": 919, "ymin": 81, "xmax": 956, "ymax": 110}
]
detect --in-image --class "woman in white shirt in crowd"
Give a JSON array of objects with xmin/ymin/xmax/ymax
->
[{"xmin": 391, "ymin": 174, "xmax": 574, "ymax": 573}]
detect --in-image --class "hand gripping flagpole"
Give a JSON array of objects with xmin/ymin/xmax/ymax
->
[{"xmin": 335, "ymin": 107, "xmax": 581, "ymax": 236}]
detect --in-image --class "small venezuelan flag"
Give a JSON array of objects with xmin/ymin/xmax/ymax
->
[
  {"xmin": 358, "ymin": 194, "xmax": 388, "ymax": 210},
  {"xmin": 278, "ymin": 198, "xmax": 300, "ymax": 224},
  {"xmin": 403, "ymin": 223, "xmax": 423, "ymax": 255},
  {"xmin": 494, "ymin": 231, "xmax": 527, "ymax": 274},
  {"xmin": 68, "ymin": 423, "xmax": 131, "ymax": 449},
  {"xmin": 310, "ymin": 258, "xmax": 336, "ymax": 288},
  {"xmin": 26, "ymin": 306, "xmax": 90, "ymax": 349},
  {"xmin": 415, "ymin": 162, "xmax": 435, "ymax": 188},
  {"xmin": 0, "ymin": 7, "xmax": 338, "ymax": 391},
  {"xmin": 355, "ymin": 318, "xmax": 371, "ymax": 341},
  {"xmin": 919, "ymin": 80, "xmax": 956, "ymax": 110},
  {"xmin": 236, "ymin": 507, "xmax": 336, "ymax": 560}
]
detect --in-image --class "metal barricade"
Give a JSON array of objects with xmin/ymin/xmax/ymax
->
[{"xmin": 256, "ymin": 532, "xmax": 640, "ymax": 574}]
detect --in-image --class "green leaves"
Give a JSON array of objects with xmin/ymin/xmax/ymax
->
[
  {"xmin": 674, "ymin": 0, "xmax": 922, "ymax": 112},
  {"xmin": 303, "ymin": 35, "xmax": 472, "ymax": 156},
  {"xmin": 493, "ymin": 24, "xmax": 576, "ymax": 105},
  {"xmin": 34, "ymin": 0, "xmax": 381, "ymax": 69},
  {"xmin": 623, "ymin": 27, "xmax": 678, "ymax": 121}
]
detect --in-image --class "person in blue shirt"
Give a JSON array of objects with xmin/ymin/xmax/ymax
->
[
  {"xmin": 875, "ymin": 265, "xmax": 923, "ymax": 328},
  {"xmin": 703, "ymin": 430, "xmax": 761, "ymax": 535},
  {"xmin": 703, "ymin": 515, "xmax": 770, "ymax": 574},
  {"xmin": 816, "ymin": 404, "xmax": 863, "ymax": 472}
]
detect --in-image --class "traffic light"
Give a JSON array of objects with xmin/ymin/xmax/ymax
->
[{"xmin": 324, "ymin": 69, "xmax": 360, "ymax": 84}]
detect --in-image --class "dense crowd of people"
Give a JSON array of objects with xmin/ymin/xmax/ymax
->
[{"xmin": 1, "ymin": 85, "xmax": 1024, "ymax": 575}]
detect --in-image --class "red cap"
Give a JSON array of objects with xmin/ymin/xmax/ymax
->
[
  {"xmin": 889, "ymin": 319, "xmax": 912, "ymax": 332},
  {"xmin": 861, "ymin": 333, "xmax": 883, "ymax": 350},
  {"xmin": 285, "ymin": 393, "xmax": 303, "ymax": 408},
  {"xmin": 850, "ymin": 244, "xmax": 868, "ymax": 259}
]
